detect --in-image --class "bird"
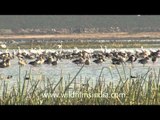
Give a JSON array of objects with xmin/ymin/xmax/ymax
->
[
  {"xmin": 0, "ymin": 74, "xmax": 12, "ymax": 80},
  {"xmin": 84, "ymin": 59, "xmax": 90, "ymax": 65},
  {"xmin": 52, "ymin": 57, "xmax": 58, "ymax": 66},
  {"xmin": 126, "ymin": 55, "xmax": 137, "ymax": 67},
  {"xmin": 29, "ymin": 56, "xmax": 45, "ymax": 66},
  {"xmin": 151, "ymin": 56, "xmax": 157, "ymax": 64},
  {"xmin": 7, "ymin": 75, "xmax": 13, "ymax": 79},
  {"xmin": 111, "ymin": 57, "xmax": 126, "ymax": 65},
  {"xmin": 0, "ymin": 59, "xmax": 10, "ymax": 68},
  {"xmin": 130, "ymin": 75, "xmax": 137, "ymax": 78},
  {"xmin": 126, "ymin": 55, "xmax": 137, "ymax": 63},
  {"xmin": 52, "ymin": 60, "xmax": 58, "ymax": 65},
  {"xmin": 44, "ymin": 56, "xmax": 54, "ymax": 64},
  {"xmin": 72, "ymin": 57, "xmax": 85, "ymax": 65},
  {"xmin": 24, "ymin": 76, "xmax": 30, "ymax": 80},
  {"xmin": 18, "ymin": 58, "xmax": 27, "ymax": 66},
  {"xmin": 93, "ymin": 58, "xmax": 104, "ymax": 64},
  {"xmin": 111, "ymin": 59, "xmax": 121, "ymax": 65},
  {"xmin": 28, "ymin": 60, "xmax": 38, "ymax": 66},
  {"xmin": 138, "ymin": 57, "xmax": 149, "ymax": 67},
  {"xmin": 0, "ymin": 44, "xmax": 6, "ymax": 48},
  {"xmin": 57, "ymin": 44, "xmax": 62, "ymax": 49}
]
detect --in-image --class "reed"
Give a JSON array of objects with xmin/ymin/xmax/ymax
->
[{"xmin": 0, "ymin": 64, "xmax": 160, "ymax": 105}]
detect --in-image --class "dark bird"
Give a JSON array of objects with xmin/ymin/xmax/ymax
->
[
  {"xmin": 52, "ymin": 60, "xmax": 58, "ymax": 65},
  {"xmin": 138, "ymin": 57, "xmax": 149, "ymax": 66},
  {"xmin": 152, "ymin": 56, "xmax": 157, "ymax": 64},
  {"xmin": 130, "ymin": 75, "xmax": 137, "ymax": 78},
  {"xmin": 0, "ymin": 59, "xmax": 10, "ymax": 68},
  {"xmin": 126, "ymin": 55, "xmax": 137, "ymax": 63},
  {"xmin": 29, "ymin": 56, "xmax": 45, "ymax": 66},
  {"xmin": 52, "ymin": 58, "xmax": 58, "ymax": 66},
  {"xmin": 126, "ymin": 55, "xmax": 137, "ymax": 67},
  {"xmin": 72, "ymin": 57, "xmax": 84, "ymax": 65},
  {"xmin": 84, "ymin": 59, "xmax": 90, "ymax": 65},
  {"xmin": 93, "ymin": 58, "xmax": 104, "ymax": 64},
  {"xmin": 111, "ymin": 57, "xmax": 125, "ymax": 65},
  {"xmin": 28, "ymin": 60, "xmax": 38, "ymax": 66},
  {"xmin": 7, "ymin": 75, "xmax": 13, "ymax": 79},
  {"xmin": 24, "ymin": 76, "xmax": 30, "ymax": 80},
  {"xmin": 44, "ymin": 56, "xmax": 54, "ymax": 64},
  {"xmin": 112, "ymin": 60, "xmax": 121, "ymax": 65}
]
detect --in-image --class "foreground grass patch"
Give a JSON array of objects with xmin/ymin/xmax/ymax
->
[{"xmin": 0, "ymin": 65, "xmax": 160, "ymax": 105}]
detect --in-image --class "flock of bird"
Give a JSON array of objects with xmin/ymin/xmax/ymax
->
[{"xmin": 0, "ymin": 47, "xmax": 160, "ymax": 68}]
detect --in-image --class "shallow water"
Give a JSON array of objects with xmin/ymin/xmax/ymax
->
[{"xmin": 0, "ymin": 48, "xmax": 159, "ymax": 88}]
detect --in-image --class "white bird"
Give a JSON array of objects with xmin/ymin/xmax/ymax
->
[
  {"xmin": 73, "ymin": 47, "xmax": 79, "ymax": 53},
  {"xmin": 0, "ymin": 44, "xmax": 6, "ymax": 48},
  {"xmin": 18, "ymin": 46, "xmax": 22, "ymax": 54},
  {"xmin": 57, "ymin": 41, "xmax": 63, "ymax": 49},
  {"xmin": 57, "ymin": 44, "xmax": 62, "ymax": 49}
]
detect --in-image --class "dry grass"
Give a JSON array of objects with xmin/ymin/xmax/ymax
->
[{"xmin": 1, "ymin": 32, "xmax": 160, "ymax": 40}]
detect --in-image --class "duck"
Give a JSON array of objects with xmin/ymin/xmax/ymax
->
[
  {"xmin": 72, "ymin": 57, "xmax": 85, "ymax": 65},
  {"xmin": 29, "ymin": 56, "xmax": 45, "ymax": 66},
  {"xmin": 44, "ymin": 56, "xmax": 54, "ymax": 64},
  {"xmin": 138, "ymin": 57, "xmax": 149, "ymax": 66},
  {"xmin": 24, "ymin": 75, "xmax": 30, "ymax": 80},
  {"xmin": 151, "ymin": 55, "xmax": 157, "ymax": 64},
  {"xmin": 112, "ymin": 60, "xmax": 121, "ymax": 65},
  {"xmin": 7, "ymin": 75, "xmax": 13, "ymax": 79},
  {"xmin": 84, "ymin": 59, "xmax": 90, "ymax": 65},
  {"xmin": 51, "ymin": 57, "xmax": 58, "ymax": 66},
  {"xmin": 93, "ymin": 58, "xmax": 104, "ymax": 64},
  {"xmin": 28, "ymin": 60, "xmax": 38, "ymax": 66},
  {"xmin": 24, "ymin": 54, "xmax": 36, "ymax": 59},
  {"xmin": 0, "ymin": 74, "xmax": 12, "ymax": 80},
  {"xmin": 130, "ymin": 75, "xmax": 137, "ymax": 78},
  {"xmin": 52, "ymin": 60, "xmax": 58, "ymax": 65},
  {"xmin": 18, "ymin": 58, "xmax": 27, "ymax": 66},
  {"xmin": 126, "ymin": 55, "xmax": 137, "ymax": 64},
  {"xmin": 111, "ymin": 56, "xmax": 126, "ymax": 65},
  {"xmin": 0, "ymin": 59, "xmax": 10, "ymax": 68}
]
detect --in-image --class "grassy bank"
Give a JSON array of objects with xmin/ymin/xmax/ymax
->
[
  {"xmin": 3, "ymin": 41, "xmax": 160, "ymax": 49},
  {"xmin": 1, "ymin": 32, "xmax": 160, "ymax": 49},
  {"xmin": 0, "ymin": 65, "xmax": 160, "ymax": 105}
]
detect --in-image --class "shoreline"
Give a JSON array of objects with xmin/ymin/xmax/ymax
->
[{"xmin": 1, "ymin": 32, "xmax": 160, "ymax": 40}]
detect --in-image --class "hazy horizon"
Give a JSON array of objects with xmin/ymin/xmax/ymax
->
[{"xmin": 0, "ymin": 15, "xmax": 160, "ymax": 31}]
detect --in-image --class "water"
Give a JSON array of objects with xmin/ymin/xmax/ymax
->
[{"xmin": 0, "ymin": 48, "xmax": 160, "ymax": 88}]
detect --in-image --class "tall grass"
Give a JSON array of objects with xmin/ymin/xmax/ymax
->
[{"xmin": 0, "ymin": 65, "xmax": 160, "ymax": 105}]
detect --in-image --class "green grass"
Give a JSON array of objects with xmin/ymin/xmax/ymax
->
[
  {"xmin": 4, "ymin": 41, "xmax": 160, "ymax": 49},
  {"xmin": 0, "ymin": 64, "xmax": 160, "ymax": 105}
]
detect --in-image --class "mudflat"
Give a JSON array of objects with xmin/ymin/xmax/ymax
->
[{"xmin": 0, "ymin": 32, "xmax": 160, "ymax": 40}]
